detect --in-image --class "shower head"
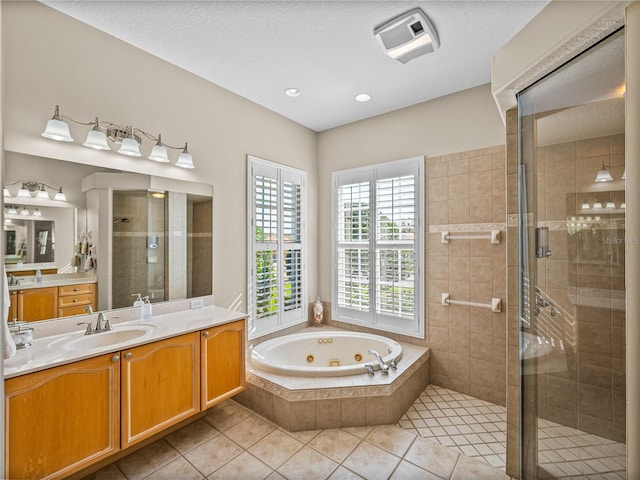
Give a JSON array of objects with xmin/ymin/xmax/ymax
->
[{"xmin": 113, "ymin": 218, "xmax": 131, "ymax": 224}]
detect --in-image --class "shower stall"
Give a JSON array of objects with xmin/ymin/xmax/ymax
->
[{"xmin": 515, "ymin": 30, "xmax": 626, "ymax": 479}]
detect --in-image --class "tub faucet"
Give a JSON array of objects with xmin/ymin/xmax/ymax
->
[{"xmin": 368, "ymin": 349, "xmax": 389, "ymax": 375}]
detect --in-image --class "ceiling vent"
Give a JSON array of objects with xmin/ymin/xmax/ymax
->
[{"xmin": 374, "ymin": 8, "xmax": 439, "ymax": 64}]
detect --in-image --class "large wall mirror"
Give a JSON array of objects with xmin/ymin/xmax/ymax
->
[{"xmin": 4, "ymin": 151, "xmax": 213, "ymax": 319}]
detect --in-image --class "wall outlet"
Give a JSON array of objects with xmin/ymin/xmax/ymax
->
[{"xmin": 191, "ymin": 298, "xmax": 204, "ymax": 309}]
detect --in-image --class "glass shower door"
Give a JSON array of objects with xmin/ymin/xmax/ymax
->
[{"xmin": 517, "ymin": 30, "xmax": 626, "ymax": 479}]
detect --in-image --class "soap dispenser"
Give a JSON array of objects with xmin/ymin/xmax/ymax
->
[
  {"xmin": 132, "ymin": 293, "xmax": 143, "ymax": 307},
  {"xmin": 141, "ymin": 296, "xmax": 153, "ymax": 321}
]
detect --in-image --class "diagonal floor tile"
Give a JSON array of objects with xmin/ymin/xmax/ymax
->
[
  {"xmin": 116, "ymin": 440, "xmax": 179, "ymax": 480},
  {"xmin": 208, "ymin": 451, "xmax": 273, "ymax": 480},
  {"xmin": 308, "ymin": 429, "xmax": 361, "ymax": 463},
  {"xmin": 342, "ymin": 441, "xmax": 400, "ymax": 480},
  {"xmin": 277, "ymin": 446, "xmax": 338, "ymax": 480},
  {"xmin": 248, "ymin": 429, "xmax": 305, "ymax": 469}
]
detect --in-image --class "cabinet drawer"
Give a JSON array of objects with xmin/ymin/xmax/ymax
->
[
  {"xmin": 58, "ymin": 293, "xmax": 93, "ymax": 308},
  {"xmin": 59, "ymin": 283, "xmax": 95, "ymax": 296},
  {"xmin": 59, "ymin": 305, "xmax": 95, "ymax": 318}
]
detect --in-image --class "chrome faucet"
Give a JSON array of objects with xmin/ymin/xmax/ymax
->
[
  {"xmin": 77, "ymin": 312, "xmax": 112, "ymax": 335},
  {"xmin": 84, "ymin": 305, "xmax": 93, "ymax": 315},
  {"xmin": 368, "ymin": 349, "xmax": 389, "ymax": 374}
]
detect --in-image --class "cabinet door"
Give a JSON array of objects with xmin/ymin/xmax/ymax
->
[
  {"xmin": 121, "ymin": 332, "xmax": 200, "ymax": 448},
  {"xmin": 7, "ymin": 291, "xmax": 18, "ymax": 322},
  {"xmin": 201, "ymin": 319, "xmax": 246, "ymax": 410},
  {"xmin": 18, "ymin": 286, "xmax": 57, "ymax": 322},
  {"xmin": 4, "ymin": 353, "xmax": 121, "ymax": 480}
]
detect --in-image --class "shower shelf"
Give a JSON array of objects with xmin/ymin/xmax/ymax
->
[
  {"xmin": 441, "ymin": 293, "xmax": 502, "ymax": 313},
  {"xmin": 441, "ymin": 230, "xmax": 501, "ymax": 244}
]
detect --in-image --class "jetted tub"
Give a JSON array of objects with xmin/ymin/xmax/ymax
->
[{"xmin": 250, "ymin": 330, "xmax": 402, "ymax": 377}]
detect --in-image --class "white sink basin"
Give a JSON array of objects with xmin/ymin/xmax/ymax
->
[{"xmin": 48, "ymin": 325, "xmax": 155, "ymax": 352}]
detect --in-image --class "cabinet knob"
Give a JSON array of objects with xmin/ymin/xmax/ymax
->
[
  {"xmin": 73, "ymin": 287, "xmax": 79, "ymax": 292},
  {"xmin": 203, "ymin": 331, "xmax": 210, "ymax": 337},
  {"xmin": 73, "ymin": 298, "xmax": 78, "ymax": 302},
  {"xmin": 112, "ymin": 355, "xmax": 120, "ymax": 362},
  {"xmin": 124, "ymin": 352, "xmax": 132, "ymax": 359}
]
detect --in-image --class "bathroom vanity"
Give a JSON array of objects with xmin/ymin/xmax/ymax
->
[
  {"xmin": 6, "ymin": 273, "xmax": 97, "ymax": 322},
  {"xmin": 3, "ymin": 305, "xmax": 246, "ymax": 480}
]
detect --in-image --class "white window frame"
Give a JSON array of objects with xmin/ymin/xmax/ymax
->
[
  {"xmin": 248, "ymin": 155, "xmax": 307, "ymax": 339},
  {"xmin": 331, "ymin": 156, "xmax": 424, "ymax": 338}
]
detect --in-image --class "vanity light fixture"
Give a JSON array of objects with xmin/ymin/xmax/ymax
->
[
  {"xmin": 175, "ymin": 143, "xmax": 195, "ymax": 169},
  {"xmin": 54, "ymin": 188, "xmax": 67, "ymax": 202},
  {"xmin": 594, "ymin": 160, "xmax": 625, "ymax": 183},
  {"xmin": 33, "ymin": 208, "xmax": 42, "ymax": 217},
  {"xmin": 3, "ymin": 181, "xmax": 67, "ymax": 202},
  {"xmin": 593, "ymin": 202, "xmax": 603, "ymax": 209},
  {"xmin": 148, "ymin": 134, "xmax": 170, "ymax": 163},
  {"xmin": 17, "ymin": 184, "xmax": 31, "ymax": 198},
  {"xmin": 36, "ymin": 184, "xmax": 49, "ymax": 200},
  {"xmin": 41, "ymin": 105, "xmax": 196, "ymax": 169},
  {"xmin": 20, "ymin": 207, "xmax": 30, "ymax": 216},
  {"xmin": 7, "ymin": 206, "xmax": 18, "ymax": 215},
  {"xmin": 580, "ymin": 202, "xmax": 590, "ymax": 210},
  {"xmin": 82, "ymin": 117, "xmax": 110, "ymax": 150},
  {"xmin": 594, "ymin": 162, "xmax": 614, "ymax": 182}
]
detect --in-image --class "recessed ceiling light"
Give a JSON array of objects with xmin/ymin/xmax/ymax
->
[
  {"xmin": 284, "ymin": 88, "xmax": 301, "ymax": 97},
  {"xmin": 355, "ymin": 93, "xmax": 371, "ymax": 102}
]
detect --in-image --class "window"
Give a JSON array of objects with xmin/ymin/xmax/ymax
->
[
  {"xmin": 332, "ymin": 157, "xmax": 424, "ymax": 338},
  {"xmin": 248, "ymin": 156, "xmax": 306, "ymax": 338}
]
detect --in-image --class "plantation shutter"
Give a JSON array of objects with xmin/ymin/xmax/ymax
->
[
  {"xmin": 249, "ymin": 156, "xmax": 306, "ymax": 338},
  {"xmin": 332, "ymin": 157, "xmax": 424, "ymax": 338}
]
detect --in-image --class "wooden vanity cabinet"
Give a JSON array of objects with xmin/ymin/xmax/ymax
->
[
  {"xmin": 7, "ymin": 291, "xmax": 18, "ymax": 322},
  {"xmin": 201, "ymin": 319, "xmax": 246, "ymax": 409},
  {"xmin": 17, "ymin": 286, "xmax": 58, "ymax": 322},
  {"xmin": 4, "ymin": 353, "xmax": 121, "ymax": 480},
  {"xmin": 5, "ymin": 282, "xmax": 96, "ymax": 322},
  {"xmin": 58, "ymin": 282, "xmax": 97, "ymax": 318},
  {"xmin": 4, "ymin": 318, "xmax": 246, "ymax": 477},
  {"xmin": 120, "ymin": 332, "xmax": 201, "ymax": 448}
]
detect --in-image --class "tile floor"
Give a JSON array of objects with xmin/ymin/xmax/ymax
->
[
  {"xmin": 83, "ymin": 397, "xmax": 510, "ymax": 480},
  {"xmin": 399, "ymin": 385, "xmax": 626, "ymax": 480},
  {"xmin": 537, "ymin": 419, "xmax": 626, "ymax": 480},
  {"xmin": 83, "ymin": 384, "xmax": 626, "ymax": 480},
  {"xmin": 398, "ymin": 385, "xmax": 507, "ymax": 470}
]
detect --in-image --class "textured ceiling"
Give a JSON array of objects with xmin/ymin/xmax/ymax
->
[{"xmin": 42, "ymin": 0, "xmax": 549, "ymax": 132}]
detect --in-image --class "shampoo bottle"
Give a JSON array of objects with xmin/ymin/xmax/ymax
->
[{"xmin": 141, "ymin": 296, "xmax": 153, "ymax": 321}]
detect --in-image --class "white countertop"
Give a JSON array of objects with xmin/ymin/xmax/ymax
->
[
  {"xmin": 4, "ymin": 305, "xmax": 246, "ymax": 379},
  {"xmin": 8, "ymin": 273, "xmax": 97, "ymax": 291},
  {"xmin": 5, "ymin": 262, "xmax": 56, "ymax": 272}
]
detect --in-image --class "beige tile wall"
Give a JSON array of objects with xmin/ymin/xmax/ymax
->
[
  {"xmin": 505, "ymin": 110, "xmax": 626, "ymax": 479},
  {"xmin": 535, "ymin": 134, "xmax": 625, "ymax": 443},
  {"xmin": 425, "ymin": 145, "xmax": 507, "ymax": 408},
  {"xmin": 112, "ymin": 191, "xmax": 166, "ymax": 309},
  {"xmin": 190, "ymin": 200, "xmax": 213, "ymax": 298}
]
